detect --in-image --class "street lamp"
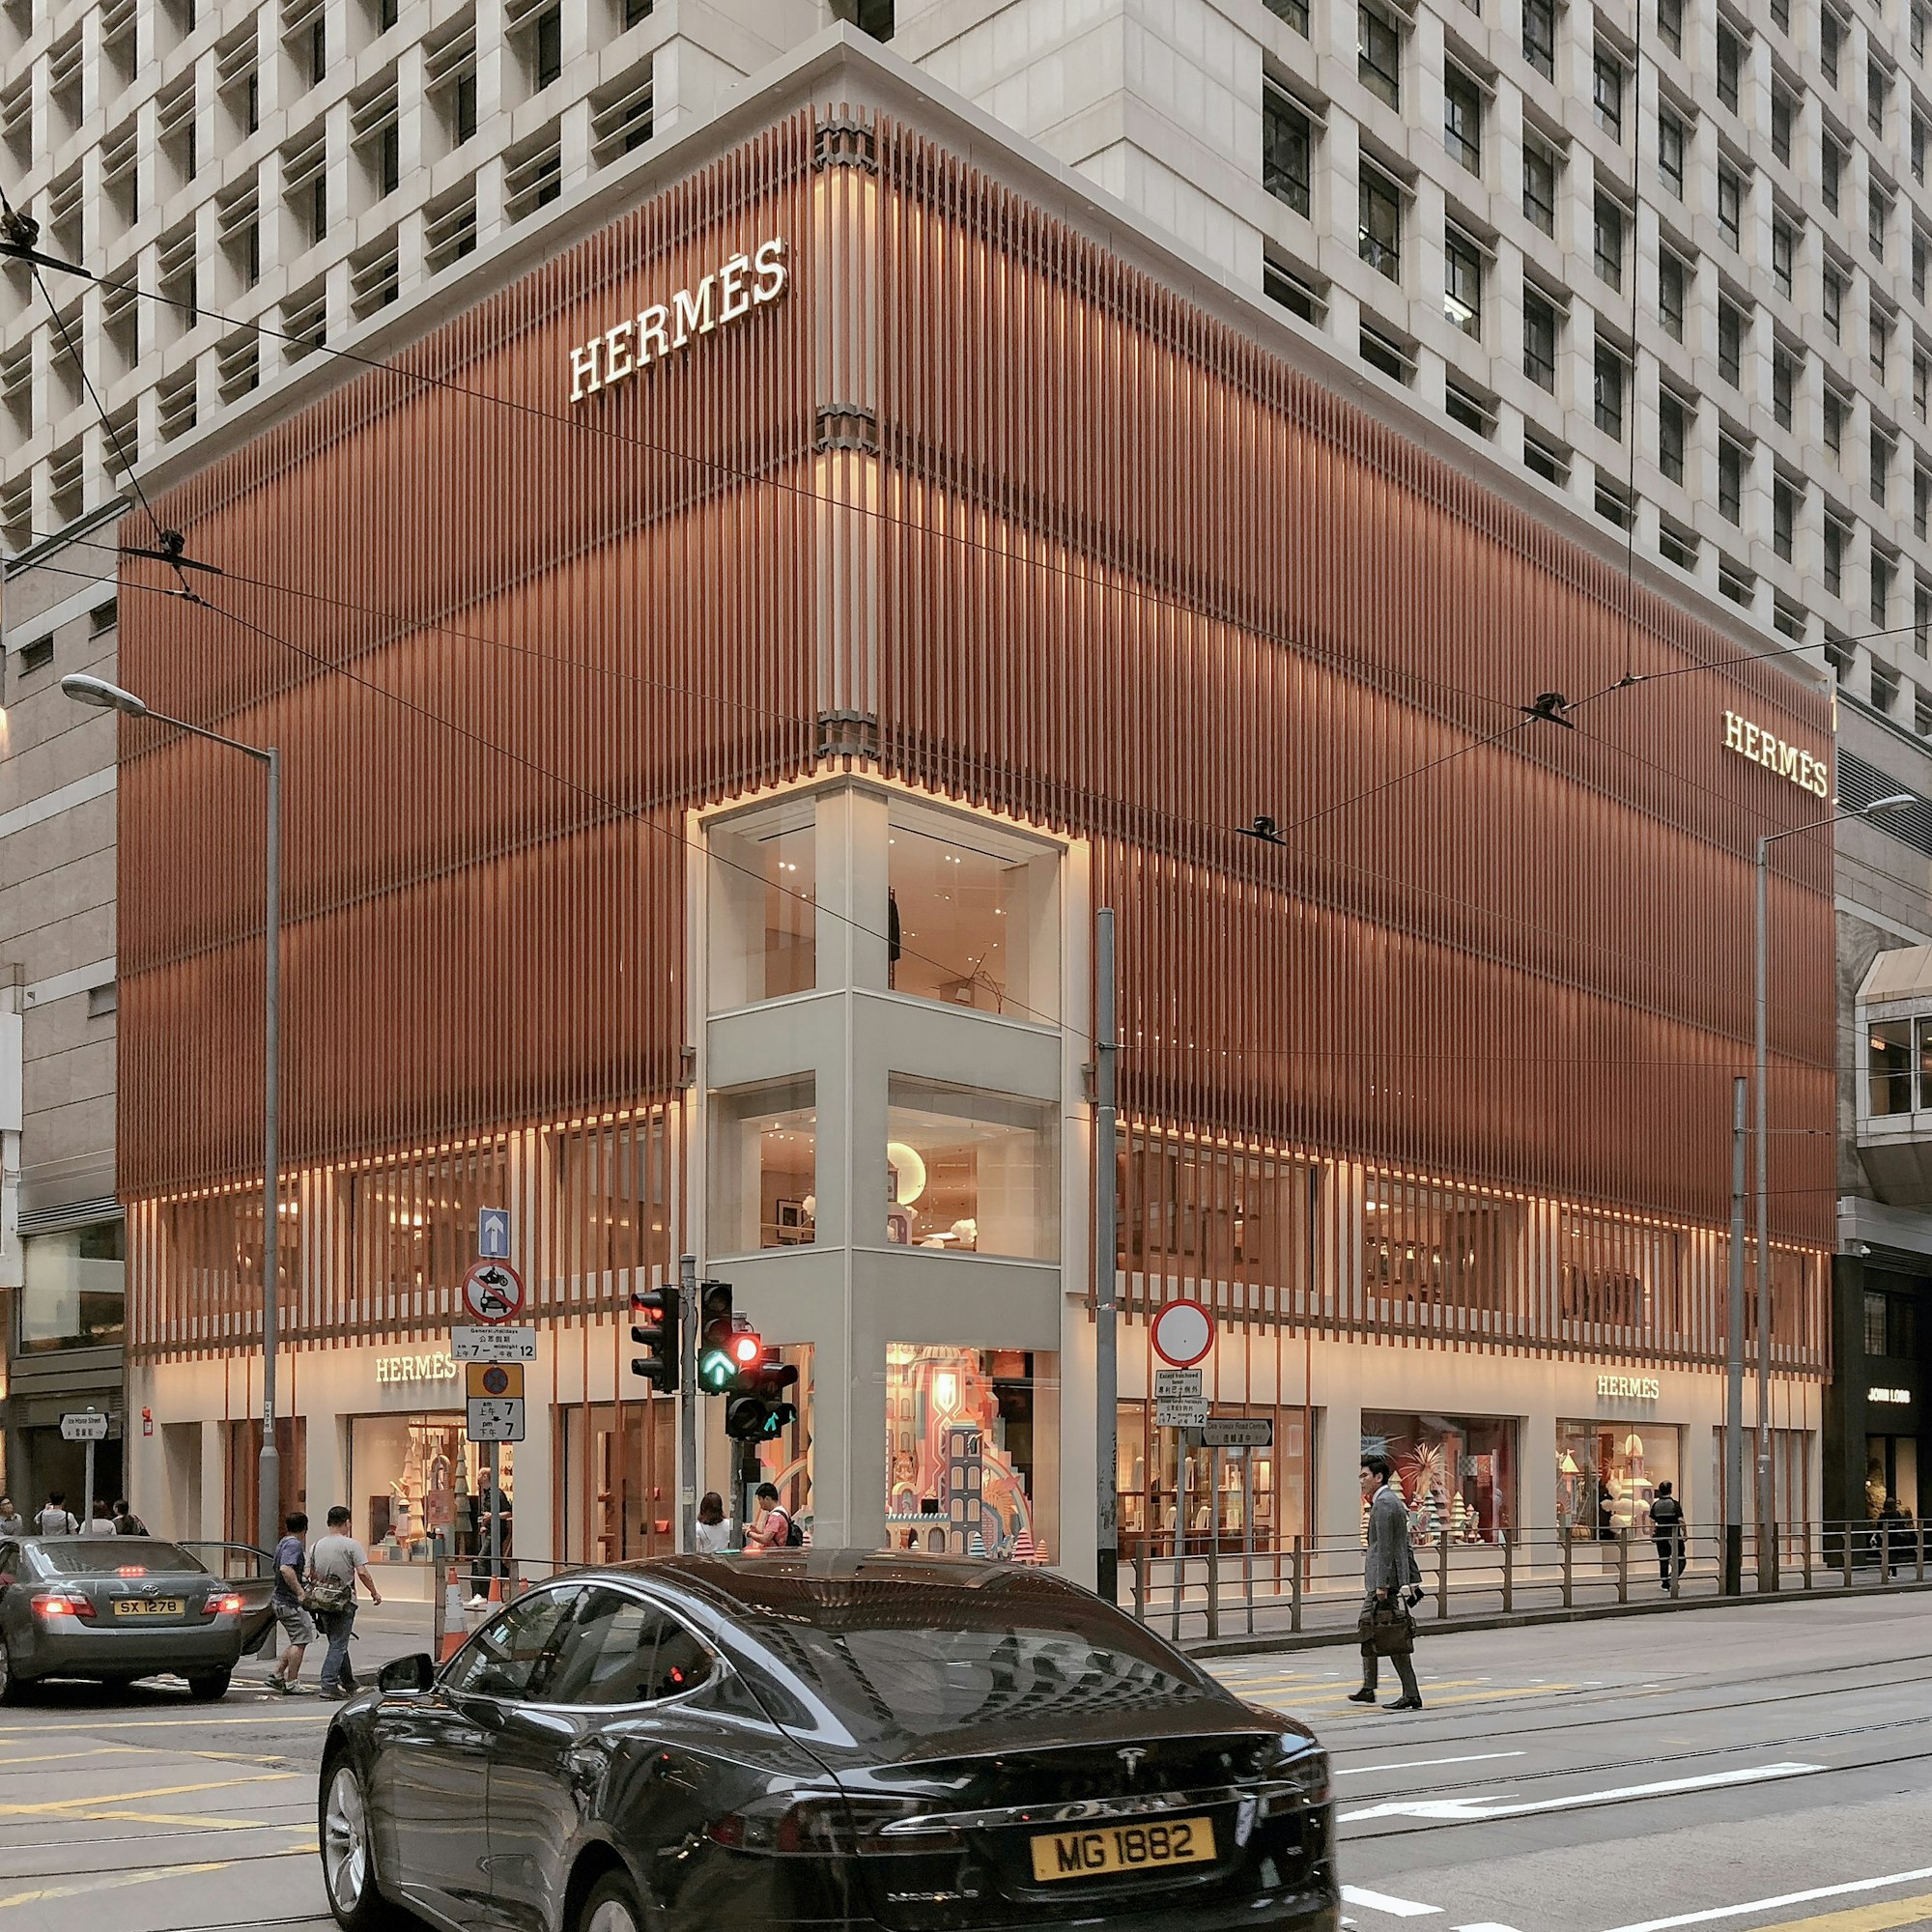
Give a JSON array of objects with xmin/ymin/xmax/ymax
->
[
  {"xmin": 62, "ymin": 673, "xmax": 283, "ymax": 1560},
  {"xmin": 1750, "ymin": 790, "xmax": 1913, "ymax": 1588}
]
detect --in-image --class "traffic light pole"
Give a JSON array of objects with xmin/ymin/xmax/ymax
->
[{"xmin": 679, "ymin": 1253, "xmax": 697, "ymax": 1554}]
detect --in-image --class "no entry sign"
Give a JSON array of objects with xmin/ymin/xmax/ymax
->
[{"xmin": 1151, "ymin": 1298, "xmax": 1213, "ymax": 1369}]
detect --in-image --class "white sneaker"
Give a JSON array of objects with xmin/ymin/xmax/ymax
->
[{"xmin": 465, "ymin": 1594, "xmax": 488, "ymax": 1609}]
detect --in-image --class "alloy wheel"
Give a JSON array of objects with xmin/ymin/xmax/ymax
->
[
  {"xmin": 585, "ymin": 1898, "xmax": 639, "ymax": 1932},
  {"xmin": 323, "ymin": 1764, "xmax": 369, "ymax": 1913}
]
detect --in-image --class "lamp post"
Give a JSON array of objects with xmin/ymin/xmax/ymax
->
[
  {"xmin": 1751, "ymin": 790, "xmax": 1912, "ymax": 1587},
  {"xmin": 62, "ymin": 673, "xmax": 283, "ymax": 1558}
]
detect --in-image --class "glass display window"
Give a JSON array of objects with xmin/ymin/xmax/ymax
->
[
  {"xmin": 19, "ymin": 1220, "xmax": 125, "ymax": 1353},
  {"xmin": 708, "ymin": 1077, "xmax": 815, "ymax": 1255},
  {"xmin": 1360, "ymin": 1410, "xmax": 1516, "ymax": 1546},
  {"xmin": 1556, "ymin": 1419, "xmax": 1683, "ymax": 1540},
  {"xmin": 708, "ymin": 795, "xmax": 817, "ymax": 1009},
  {"xmin": 882, "ymin": 1347, "xmax": 1058, "ymax": 1561},
  {"xmin": 884, "ymin": 1075, "xmax": 1058, "ymax": 1259},
  {"xmin": 349, "ymin": 1413, "xmax": 513, "ymax": 1564},
  {"xmin": 887, "ymin": 801, "xmax": 1060, "ymax": 1024},
  {"xmin": 1115, "ymin": 1400, "xmax": 1315, "ymax": 1558}
]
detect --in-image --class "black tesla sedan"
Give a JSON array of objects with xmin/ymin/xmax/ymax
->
[{"xmin": 318, "ymin": 1551, "xmax": 1335, "ymax": 1932}]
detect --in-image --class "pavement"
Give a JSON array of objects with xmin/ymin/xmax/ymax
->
[{"xmin": 0, "ymin": 1591, "xmax": 1918, "ymax": 1932}]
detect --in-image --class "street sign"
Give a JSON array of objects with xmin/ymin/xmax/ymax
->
[
  {"xmin": 477, "ymin": 1207, "xmax": 512, "ymax": 1260},
  {"xmin": 1194, "ymin": 1417, "xmax": 1274, "ymax": 1450},
  {"xmin": 59, "ymin": 1411, "xmax": 108, "ymax": 1442},
  {"xmin": 1155, "ymin": 1397, "xmax": 1210, "ymax": 1429},
  {"xmin": 1151, "ymin": 1299, "xmax": 1213, "ymax": 1368},
  {"xmin": 1153, "ymin": 1367, "xmax": 1205, "ymax": 1400},
  {"xmin": 461, "ymin": 1258, "xmax": 526, "ymax": 1323},
  {"xmin": 466, "ymin": 1362, "xmax": 526, "ymax": 1442},
  {"xmin": 452, "ymin": 1324, "xmax": 537, "ymax": 1362}
]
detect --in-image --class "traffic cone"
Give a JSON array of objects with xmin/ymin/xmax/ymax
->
[
  {"xmin": 440, "ymin": 1564, "xmax": 467, "ymax": 1661},
  {"xmin": 487, "ymin": 1567, "xmax": 504, "ymax": 1605}
]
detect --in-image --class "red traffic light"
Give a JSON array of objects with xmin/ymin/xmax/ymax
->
[{"xmin": 728, "ymin": 1329, "xmax": 762, "ymax": 1368}]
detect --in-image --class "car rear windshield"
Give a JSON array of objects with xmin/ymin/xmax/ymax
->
[
  {"xmin": 31, "ymin": 1540, "xmax": 207, "ymax": 1577},
  {"xmin": 724, "ymin": 1573, "xmax": 1212, "ymax": 1743}
]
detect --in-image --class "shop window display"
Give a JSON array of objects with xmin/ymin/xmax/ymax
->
[
  {"xmin": 1361, "ymin": 1179, "xmax": 1520, "ymax": 1318},
  {"xmin": 882, "ymin": 1347, "xmax": 1058, "ymax": 1560},
  {"xmin": 1555, "ymin": 1420, "xmax": 1682, "ymax": 1539},
  {"xmin": 1360, "ymin": 1410, "xmax": 1515, "ymax": 1545},
  {"xmin": 350, "ymin": 1413, "xmax": 512, "ymax": 1566},
  {"xmin": 708, "ymin": 797, "xmax": 816, "ymax": 1009},
  {"xmin": 1116, "ymin": 1400, "xmax": 1315, "ymax": 1560},
  {"xmin": 352, "ymin": 1146, "xmax": 511, "ymax": 1307},
  {"xmin": 708, "ymin": 1078, "xmax": 815, "ymax": 1254},
  {"xmin": 887, "ymin": 803, "xmax": 1060, "ymax": 1024},
  {"xmin": 19, "ymin": 1219, "xmax": 126, "ymax": 1353},
  {"xmin": 884, "ymin": 1076, "xmax": 1057, "ymax": 1259}
]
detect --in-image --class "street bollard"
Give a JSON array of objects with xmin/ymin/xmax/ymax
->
[
  {"xmin": 1669, "ymin": 1526, "xmax": 1682, "ymax": 1601},
  {"xmin": 1436, "ymin": 1523, "xmax": 1451, "ymax": 1621},
  {"xmin": 1291, "ymin": 1535, "xmax": 1304, "ymax": 1634},
  {"xmin": 1502, "ymin": 1534, "xmax": 1514, "ymax": 1615},
  {"xmin": 1842, "ymin": 1522, "xmax": 1854, "ymax": 1591},
  {"xmin": 1616, "ymin": 1530, "xmax": 1629, "ymax": 1605},
  {"xmin": 1131, "ymin": 1556, "xmax": 1147, "ymax": 1623},
  {"xmin": 1802, "ymin": 1527, "xmax": 1812, "ymax": 1593},
  {"xmin": 1562, "ymin": 1533, "xmax": 1574, "ymax": 1609}
]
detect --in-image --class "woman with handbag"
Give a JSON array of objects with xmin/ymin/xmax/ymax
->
[{"xmin": 1350, "ymin": 1453, "xmax": 1424, "ymax": 1711}]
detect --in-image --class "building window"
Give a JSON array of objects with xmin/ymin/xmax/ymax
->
[
  {"xmin": 1770, "ymin": 0, "xmax": 1788, "ymax": 31},
  {"xmin": 1444, "ymin": 65, "xmax": 1483, "ymax": 171},
  {"xmin": 1596, "ymin": 477, "xmax": 1634, "ymax": 527},
  {"xmin": 1660, "ymin": 389, "xmax": 1689, "ymax": 483},
  {"xmin": 1822, "ymin": 6, "xmax": 1844, "ymax": 87},
  {"xmin": 1869, "ymin": 55, "xmax": 1889, "ymax": 136},
  {"xmin": 1594, "ymin": 342, "xmax": 1627, "ymax": 438},
  {"xmin": 709, "ymin": 1078, "xmax": 816, "ymax": 1255},
  {"xmin": 86, "ymin": 980, "xmax": 117, "ymax": 1018},
  {"xmin": 1918, "ymin": 350, "xmax": 1931, "ymax": 425},
  {"xmin": 456, "ymin": 69, "xmax": 478, "ymax": 142},
  {"xmin": 707, "ymin": 797, "xmax": 816, "ymax": 1006},
  {"xmin": 1659, "ymin": 248, "xmax": 1687, "ymax": 339},
  {"xmin": 1593, "ymin": 49, "xmax": 1625, "ymax": 140},
  {"xmin": 1824, "ymin": 389, "xmax": 1846, "ymax": 459},
  {"xmin": 1917, "ymin": 112, "xmax": 1930, "ymax": 185},
  {"xmin": 1359, "ymin": 323, "xmax": 1415, "ymax": 382},
  {"xmin": 1774, "ymin": 344, "xmax": 1798, "ymax": 429},
  {"xmin": 1522, "ymin": 0, "xmax": 1556, "ymax": 78},
  {"xmin": 1823, "ymin": 268, "xmax": 1844, "ymax": 343},
  {"xmin": 1265, "ymin": 0, "xmax": 1311, "ymax": 31},
  {"xmin": 1874, "ymin": 551, "xmax": 1896, "ymax": 625},
  {"xmin": 1659, "ymin": 108, "xmax": 1686, "ymax": 196},
  {"xmin": 1871, "ymin": 185, "xmax": 1892, "ymax": 263},
  {"xmin": 1593, "ymin": 195, "xmax": 1625, "ymax": 287},
  {"xmin": 1444, "ymin": 226, "xmax": 1483, "ymax": 335},
  {"xmin": 1557, "ymin": 1419, "xmax": 1684, "ymax": 1540},
  {"xmin": 1822, "ymin": 133, "xmax": 1844, "ymax": 214},
  {"xmin": 1716, "ymin": 164, "xmax": 1743, "ymax": 251},
  {"xmin": 1774, "ymin": 597, "xmax": 1805, "ymax": 640},
  {"xmin": 1362, "ymin": 1411, "xmax": 1516, "ymax": 1546},
  {"xmin": 1358, "ymin": 2, "xmax": 1403, "ymax": 108},
  {"xmin": 1918, "ymin": 580, "xmax": 1932, "ymax": 651},
  {"xmin": 1358, "ymin": 164, "xmax": 1403, "ymax": 278},
  {"xmin": 1717, "ymin": 23, "xmax": 1744, "ymax": 112},
  {"xmin": 1772, "ymin": 215, "xmax": 1795, "ymax": 298},
  {"xmin": 1917, "ymin": 228, "xmax": 1929, "ymax": 304},
  {"xmin": 1263, "ymin": 82, "xmax": 1313, "ymax": 215},
  {"xmin": 19, "ymin": 1222, "xmax": 125, "ymax": 1354},
  {"xmin": 309, "ymin": 14, "xmax": 326, "ymax": 86},
  {"xmin": 1263, "ymin": 255, "xmax": 1326, "ymax": 323},
  {"xmin": 885, "ymin": 1077, "xmax": 1059, "ymax": 1260},
  {"xmin": 1718, "ymin": 298, "xmax": 1746, "ymax": 386},
  {"xmin": 1658, "ymin": 0, "xmax": 1682, "ymax": 55},
  {"xmin": 533, "ymin": 6, "xmax": 561, "ymax": 88},
  {"xmin": 1918, "ymin": 465, "xmax": 1931, "ymax": 539},
  {"xmin": 1659, "ymin": 521, "xmax": 1699, "ymax": 569},
  {"xmin": 1774, "ymin": 476, "xmax": 1799, "ymax": 558},
  {"xmin": 1872, "ymin": 424, "xmax": 1894, "ymax": 505},
  {"xmin": 1445, "ymin": 380, "xmax": 1498, "ymax": 435},
  {"xmin": 1772, "ymin": 83, "xmax": 1794, "ymax": 165},
  {"xmin": 1523, "ymin": 286, "xmax": 1559, "ymax": 389},
  {"xmin": 1719, "ymin": 435, "xmax": 1747, "ymax": 522},
  {"xmin": 1824, "ymin": 513, "xmax": 1849, "ymax": 595},
  {"xmin": 1873, "ymin": 660, "xmax": 1901, "ymax": 712},
  {"xmin": 1522, "ymin": 137, "xmax": 1557, "ymax": 234},
  {"xmin": 1523, "ymin": 432, "xmax": 1570, "ymax": 483}
]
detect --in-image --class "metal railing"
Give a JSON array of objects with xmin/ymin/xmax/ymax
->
[
  {"xmin": 429, "ymin": 1554, "xmax": 582, "ymax": 1660},
  {"xmin": 1126, "ymin": 1519, "xmax": 1930, "ymax": 1646}
]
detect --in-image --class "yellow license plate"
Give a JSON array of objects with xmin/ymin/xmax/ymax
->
[
  {"xmin": 1030, "ymin": 1815, "xmax": 1215, "ymax": 1883},
  {"xmin": 113, "ymin": 1599, "xmax": 183, "ymax": 1618}
]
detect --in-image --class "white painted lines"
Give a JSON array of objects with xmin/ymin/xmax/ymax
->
[
  {"xmin": 1596, "ymin": 1866, "xmax": 1932, "ymax": 1932},
  {"xmin": 1342, "ymin": 1884, "xmax": 1443, "ymax": 1917},
  {"xmin": 1339, "ymin": 1760, "xmax": 1824, "ymax": 1825},
  {"xmin": 1453, "ymin": 1922, "xmax": 1526, "ymax": 1932},
  {"xmin": 1340, "ymin": 1751, "xmax": 1527, "ymax": 1776}
]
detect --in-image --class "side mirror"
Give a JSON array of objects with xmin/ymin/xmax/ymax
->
[{"xmin": 378, "ymin": 1653, "xmax": 436, "ymax": 1694}]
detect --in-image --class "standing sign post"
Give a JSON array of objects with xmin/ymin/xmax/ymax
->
[
  {"xmin": 61, "ymin": 1410, "xmax": 107, "ymax": 1527},
  {"xmin": 460, "ymin": 1232, "xmax": 523, "ymax": 1599}
]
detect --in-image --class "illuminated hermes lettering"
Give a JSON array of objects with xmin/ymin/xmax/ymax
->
[
  {"xmin": 566, "ymin": 236, "xmax": 788, "ymax": 402},
  {"xmin": 1720, "ymin": 711, "xmax": 1829, "ymax": 798}
]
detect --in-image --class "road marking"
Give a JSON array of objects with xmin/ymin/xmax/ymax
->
[
  {"xmin": 1341, "ymin": 1753, "xmax": 1527, "ymax": 1776},
  {"xmin": 1599, "ymin": 1869, "xmax": 1932, "ymax": 1932},
  {"xmin": 0, "ymin": 1773, "xmax": 297, "ymax": 1818},
  {"xmin": 0, "ymin": 1861, "xmax": 235, "ymax": 1912},
  {"xmin": 1341, "ymin": 1761, "xmax": 1822, "ymax": 1825},
  {"xmin": 1341, "ymin": 1885, "xmax": 1442, "ymax": 1918},
  {"xmin": 1455, "ymin": 1923, "xmax": 1526, "ymax": 1931},
  {"xmin": 0, "ymin": 1747, "xmax": 140, "ymax": 1768},
  {"xmin": 1748, "ymin": 1896, "xmax": 1932, "ymax": 1932},
  {"xmin": 0, "ymin": 1713, "xmax": 331, "ymax": 1734}
]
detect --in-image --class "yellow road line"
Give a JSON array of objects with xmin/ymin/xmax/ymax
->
[
  {"xmin": 1748, "ymin": 1890, "xmax": 1932, "ymax": 1932},
  {"xmin": 0, "ymin": 1861, "xmax": 235, "ymax": 1912},
  {"xmin": 0, "ymin": 1713, "xmax": 331, "ymax": 1734},
  {"xmin": 0, "ymin": 1747, "xmax": 140, "ymax": 1769},
  {"xmin": 0, "ymin": 1773, "xmax": 296, "ymax": 1817}
]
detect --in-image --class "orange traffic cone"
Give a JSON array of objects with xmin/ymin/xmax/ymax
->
[
  {"xmin": 486, "ymin": 1567, "xmax": 504, "ymax": 1605},
  {"xmin": 439, "ymin": 1563, "xmax": 467, "ymax": 1661}
]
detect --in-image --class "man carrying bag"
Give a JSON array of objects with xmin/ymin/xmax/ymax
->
[{"xmin": 1350, "ymin": 1452, "xmax": 1424, "ymax": 1711}]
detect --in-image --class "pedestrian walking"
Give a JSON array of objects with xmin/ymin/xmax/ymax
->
[
  {"xmin": 35, "ymin": 1492, "xmax": 77, "ymax": 1536},
  {"xmin": 111, "ymin": 1499, "xmax": 148, "ymax": 1536},
  {"xmin": 0, "ymin": 1499, "xmax": 25, "ymax": 1538},
  {"xmin": 267, "ymin": 1511, "xmax": 315, "ymax": 1694},
  {"xmin": 467, "ymin": 1474, "xmax": 513, "ymax": 1605},
  {"xmin": 79, "ymin": 1499, "xmax": 118, "ymax": 1538},
  {"xmin": 1882, "ymin": 1495, "xmax": 1916, "ymax": 1578},
  {"xmin": 694, "ymin": 1492, "xmax": 734, "ymax": 1554},
  {"xmin": 1650, "ymin": 1480, "xmax": 1687, "ymax": 1591},
  {"xmin": 308, "ymin": 1506, "xmax": 382, "ymax": 1700},
  {"xmin": 1350, "ymin": 1453, "xmax": 1423, "ymax": 1712}
]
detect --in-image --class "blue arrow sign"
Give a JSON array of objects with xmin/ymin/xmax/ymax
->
[{"xmin": 478, "ymin": 1208, "xmax": 511, "ymax": 1260}]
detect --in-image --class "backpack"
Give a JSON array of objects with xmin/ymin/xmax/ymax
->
[{"xmin": 769, "ymin": 1507, "xmax": 804, "ymax": 1548}]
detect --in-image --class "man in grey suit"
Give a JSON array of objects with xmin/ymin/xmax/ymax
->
[{"xmin": 1349, "ymin": 1452, "xmax": 1424, "ymax": 1711}]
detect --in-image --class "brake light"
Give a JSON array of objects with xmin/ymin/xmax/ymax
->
[
  {"xmin": 31, "ymin": 1592, "xmax": 95, "ymax": 1621},
  {"xmin": 115, "ymin": 1567, "xmax": 147, "ymax": 1577},
  {"xmin": 208, "ymin": 1592, "xmax": 245, "ymax": 1615},
  {"xmin": 708, "ymin": 1791, "xmax": 961, "ymax": 1856}
]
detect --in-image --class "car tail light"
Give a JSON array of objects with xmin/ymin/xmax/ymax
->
[
  {"xmin": 30, "ymin": 1592, "xmax": 95, "ymax": 1621},
  {"xmin": 207, "ymin": 1592, "xmax": 245, "ymax": 1615},
  {"xmin": 709, "ymin": 1789, "xmax": 962, "ymax": 1856}
]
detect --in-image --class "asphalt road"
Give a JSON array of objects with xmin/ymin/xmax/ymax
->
[{"xmin": 0, "ymin": 1593, "xmax": 1918, "ymax": 1932}]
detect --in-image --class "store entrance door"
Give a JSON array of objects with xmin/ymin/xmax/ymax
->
[
  {"xmin": 1865, "ymin": 1435, "xmax": 1919, "ymax": 1517},
  {"xmin": 559, "ymin": 1402, "xmax": 677, "ymax": 1566}
]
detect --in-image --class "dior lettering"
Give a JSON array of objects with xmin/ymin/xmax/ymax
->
[
  {"xmin": 568, "ymin": 236, "xmax": 789, "ymax": 403},
  {"xmin": 1720, "ymin": 710, "xmax": 1829, "ymax": 798}
]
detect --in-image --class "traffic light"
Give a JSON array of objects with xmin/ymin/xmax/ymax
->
[
  {"xmin": 696, "ymin": 1280, "xmax": 739, "ymax": 1393},
  {"xmin": 629, "ymin": 1283, "xmax": 680, "ymax": 1393},
  {"xmin": 725, "ymin": 1353, "xmax": 800, "ymax": 1442}
]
